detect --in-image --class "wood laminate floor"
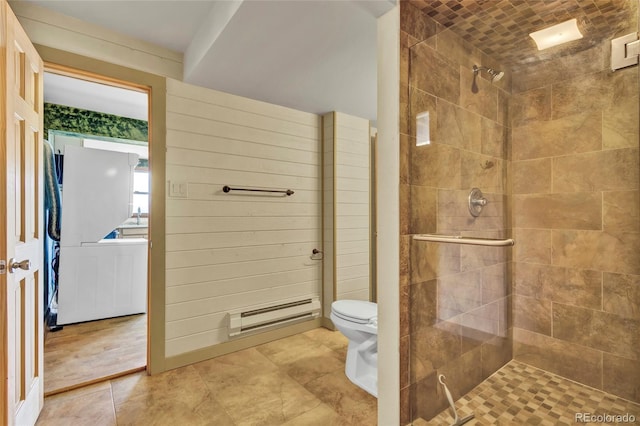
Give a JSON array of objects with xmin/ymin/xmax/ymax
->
[{"xmin": 44, "ymin": 314, "xmax": 147, "ymax": 395}]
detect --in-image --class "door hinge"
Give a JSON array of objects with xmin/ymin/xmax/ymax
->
[
  {"xmin": 0, "ymin": 260, "xmax": 5, "ymax": 275},
  {"xmin": 611, "ymin": 33, "xmax": 639, "ymax": 71}
]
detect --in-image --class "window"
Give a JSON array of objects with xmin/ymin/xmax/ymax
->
[{"xmin": 132, "ymin": 170, "xmax": 149, "ymax": 215}]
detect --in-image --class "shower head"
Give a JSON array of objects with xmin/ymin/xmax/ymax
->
[
  {"xmin": 491, "ymin": 70, "xmax": 505, "ymax": 82},
  {"xmin": 471, "ymin": 65, "xmax": 504, "ymax": 93}
]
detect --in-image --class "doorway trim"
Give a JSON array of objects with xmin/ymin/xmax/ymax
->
[{"xmin": 37, "ymin": 45, "xmax": 167, "ymax": 375}]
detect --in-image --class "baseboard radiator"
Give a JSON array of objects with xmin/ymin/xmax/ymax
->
[{"xmin": 228, "ymin": 296, "xmax": 321, "ymax": 337}]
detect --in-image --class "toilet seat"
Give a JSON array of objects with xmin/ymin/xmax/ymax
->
[{"xmin": 331, "ymin": 300, "xmax": 377, "ymax": 324}]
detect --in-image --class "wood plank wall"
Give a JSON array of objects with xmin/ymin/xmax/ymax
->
[
  {"xmin": 165, "ymin": 79, "xmax": 322, "ymax": 357},
  {"xmin": 10, "ymin": 2, "xmax": 182, "ymax": 80},
  {"xmin": 323, "ymin": 112, "xmax": 371, "ymax": 302}
]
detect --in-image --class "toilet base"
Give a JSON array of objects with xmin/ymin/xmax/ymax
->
[{"xmin": 344, "ymin": 336, "xmax": 378, "ymax": 397}]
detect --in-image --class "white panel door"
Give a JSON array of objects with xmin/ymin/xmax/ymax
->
[{"xmin": 1, "ymin": 0, "xmax": 45, "ymax": 424}]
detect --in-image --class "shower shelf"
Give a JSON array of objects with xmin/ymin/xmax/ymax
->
[{"xmin": 413, "ymin": 234, "xmax": 515, "ymax": 247}]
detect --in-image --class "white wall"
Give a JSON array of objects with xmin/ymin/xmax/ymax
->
[{"xmin": 165, "ymin": 79, "xmax": 322, "ymax": 357}]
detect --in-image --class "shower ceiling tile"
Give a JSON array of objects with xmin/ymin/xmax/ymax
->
[{"xmin": 409, "ymin": 0, "xmax": 635, "ymax": 66}]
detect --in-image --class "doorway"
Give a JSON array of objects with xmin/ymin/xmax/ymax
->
[{"xmin": 42, "ymin": 66, "xmax": 151, "ymax": 395}]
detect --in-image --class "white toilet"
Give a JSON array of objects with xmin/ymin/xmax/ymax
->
[{"xmin": 330, "ymin": 300, "xmax": 378, "ymax": 397}]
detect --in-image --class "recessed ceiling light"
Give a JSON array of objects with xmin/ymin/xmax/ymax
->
[{"xmin": 529, "ymin": 18, "xmax": 583, "ymax": 50}]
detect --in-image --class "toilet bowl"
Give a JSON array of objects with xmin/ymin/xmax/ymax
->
[{"xmin": 330, "ymin": 300, "xmax": 378, "ymax": 397}]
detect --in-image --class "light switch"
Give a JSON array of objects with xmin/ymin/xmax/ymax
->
[{"xmin": 169, "ymin": 180, "xmax": 188, "ymax": 198}]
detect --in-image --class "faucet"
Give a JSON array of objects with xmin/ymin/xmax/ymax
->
[{"xmin": 136, "ymin": 207, "xmax": 141, "ymax": 225}]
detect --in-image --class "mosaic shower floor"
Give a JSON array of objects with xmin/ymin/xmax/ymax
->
[{"xmin": 415, "ymin": 360, "xmax": 640, "ymax": 426}]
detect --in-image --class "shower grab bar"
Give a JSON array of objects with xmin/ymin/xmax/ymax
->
[
  {"xmin": 223, "ymin": 185, "xmax": 294, "ymax": 196},
  {"xmin": 413, "ymin": 234, "xmax": 515, "ymax": 247}
]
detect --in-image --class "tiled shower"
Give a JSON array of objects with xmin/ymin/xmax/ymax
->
[{"xmin": 399, "ymin": 0, "xmax": 639, "ymax": 423}]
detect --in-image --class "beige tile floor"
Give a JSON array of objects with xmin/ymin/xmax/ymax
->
[
  {"xmin": 416, "ymin": 360, "xmax": 640, "ymax": 426},
  {"xmin": 36, "ymin": 327, "xmax": 378, "ymax": 426}
]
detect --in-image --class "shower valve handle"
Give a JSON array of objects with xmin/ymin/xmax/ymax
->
[{"xmin": 468, "ymin": 188, "xmax": 487, "ymax": 217}]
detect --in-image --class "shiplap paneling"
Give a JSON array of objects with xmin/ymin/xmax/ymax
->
[
  {"xmin": 322, "ymin": 113, "xmax": 335, "ymax": 316},
  {"xmin": 11, "ymin": 2, "xmax": 183, "ymax": 79},
  {"xmin": 335, "ymin": 112, "xmax": 370, "ymax": 301},
  {"xmin": 165, "ymin": 79, "xmax": 321, "ymax": 356},
  {"xmin": 323, "ymin": 112, "xmax": 371, "ymax": 304}
]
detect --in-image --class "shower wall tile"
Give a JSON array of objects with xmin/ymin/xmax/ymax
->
[
  {"xmin": 400, "ymin": 81, "xmax": 410, "ymax": 135},
  {"xmin": 400, "ymin": 235, "xmax": 411, "ymax": 287},
  {"xmin": 409, "ymin": 279, "xmax": 438, "ymax": 333},
  {"xmin": 400, "ymin": 335, "xmax": 411, "ymax": 390},
  {"xmin": 410, "ymin": 42, "xmax": 460, "ymax": 105},
  {"xmin": 435, "ymin": 28, "xmax": 484, "ymax": 73},
  {"xmin": 410, "ymin": 185, "xmax": 437, "ymax": 235},
  {"xmin": 410, "ymin": 239, "xmax": 460, "ymax": 283},
  {"xmin": 513, "ymin": 328, "xmax": 603, "ymax": 390},
  {"xmin": 552, "ymin": 303, "xmax": 640, "ymax": 361},
  {"xmin": 412, "ymin": 372, "xmax": 446, "ymax": 422},
  {"xmin": 481, "ymin": 118, "xmax": 506, "ymax": 159},
  {"xmin": 400, "ymin": 32, "xmax": 410, "ymax": 86},
  {"xmin": 459, "ymin": 301, "xmax": 502, "ymax": 351},
  {"xmin": 512, "ymin": 159, "xmax": 551, "ymax": 194},
  {"xmin": 513, "ymin": 295, "xmax": 551, "ymax": 336},
  {"xmin": 400, "ymin": 183, "xmax": 411, "ymax": 236},
  {"xmin": 400, "ymin": 1, "xmax": 439, "ymax": 43},
  {"xmin": 512, "ymin": 193, "xmax": 602, "ymax": 230},
  {"xmin": 460, "ymin": 152, "xmax": 504, "ymax": 193},
  {"xmin": 482, "ymin": 263, "xmax": 509, "ymax": 304},
  {"xmin": 551, "ymin": 68, "xmax": 637, "ymax": 119},
  {"xmin": 481, "ymin": 334, "xmax": 512, "ymax": 381},
  {"xmin": 459, "ymin": 67, "xmax": 498, "ymax": 121},
  {"xmin": 552, "ymin": 230, "xmax": 640, "ymax": 276},
  {"xmin": 513, "ymin": 262, "xmax": 556, "ymax": 299},
  {"xmin": 511, "ymin": 111, "xmax": 602, "ymax": 161},
  {"xmin": 438, "ymin": 270, "xmax": 483, "ymax": 320},
  {"xmin": 436, "ymin": 217, "xmax": 505, "ymax": 236},
  {"xmin": 511, "ymin": 43, "xmax": 607, "ymax": 94},
  {"xmin": 513, "ymin": 228, "xmax": 551, "ymax": 264},
  {"xmin": 603, "ymin": 90, "xmax": 639, "ymax": 150},
  {"xmin": 603, "ymin": 353, "xmax": 640, "ymax": 403},
  {"xmin": 551, "ymin": 268, "xmax": 602, "ymax": 311},
  {"xmin": 438, "ymin": 346, "xmax": 483, "ymax": 399},
  {"xmin": 509, "ymin": 86, "xmax": 551, "ymax": 127},
  {"xmin": 400, "ymin": 134, "xmax": 410, "ymax": 185},
  {"xmin": 437, "ymin": 189, "xmax": 505, "ymax": 222},
  {"xmin": 411, "ymin": 323, "xmax": 461, "ymax": 382},
  {"xmin": 410, "ymin": 143, "xmax": 461, "ymax": 188},
  {"xmin": 436, "ymin": 100, "xmax": 481, "ymax": 152},
  {"xmin": 460, "ymin": 245, "xmax": 507, "ymax": 272},
  {"xmin": 400, "ymin": 281, "xmax": 410, "ymax": 339},
  {"xmin": 603, "ymin": 190, "xmax": 640, "ymax": 232},
  {"xmin": 497, "ymin": 90, "xmax": 508, "ymax": 127},
  {"xmin": 552, "ymin": 148, "xmax": 639, "ymax": 193},
  {"xmin": 603, "ymin": 272, "xmax": 640, "ymax": 321},
  {"xmin": 400, "ymin": 386, "xmax": 411, "ymax": 426}
]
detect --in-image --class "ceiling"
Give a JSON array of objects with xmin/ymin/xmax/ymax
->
[
  {"xmin": 17, "ymin": 0, "xmax": 395, "ymax": 122},
  {"xmin": 409, "ymin": 0, "xmax": 635, "ymax": 67},
  {"xmin": 21, "ymin": 0, "xmax": 632, "ymax": 122}
]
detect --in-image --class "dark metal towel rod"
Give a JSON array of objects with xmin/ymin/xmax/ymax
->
[{"xmin": 223, "ymin": 185, "xmax": 294, "ymax": 196}]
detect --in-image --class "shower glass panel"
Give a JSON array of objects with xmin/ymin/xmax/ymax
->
[
  {"xmin": 400, "ymin": 0, "xmax": 639, "ymax": 423},
  {"xmin": 402, "ymin": 18, "xmax": 511, "ymax": 422}
]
